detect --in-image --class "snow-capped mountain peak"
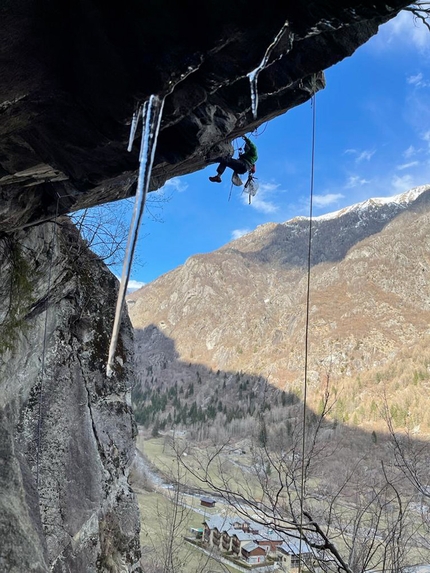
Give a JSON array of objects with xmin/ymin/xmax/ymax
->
[{"xmin": 293, "ymin": 184, "xmax": 430, "ymax": 223}]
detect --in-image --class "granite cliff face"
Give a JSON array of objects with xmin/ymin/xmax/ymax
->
[
  {"xmin": 128, "ymin": 186, "xmax": 430, "ymax": 425},
  {"xmin": 0, "ymin": 222, "xmax": 141, "ymax": 572}
]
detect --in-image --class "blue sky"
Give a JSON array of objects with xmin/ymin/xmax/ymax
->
[{"xmin": 111, "ymin": 10, "xmax": 430, "ymax": 289}]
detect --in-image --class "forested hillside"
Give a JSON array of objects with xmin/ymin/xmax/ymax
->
[{"xmin": 129, "ymin": 186, "xmax": 430, "ymax": 437}]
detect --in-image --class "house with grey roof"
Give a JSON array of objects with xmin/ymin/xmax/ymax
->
[
  {"xmin": 254, "ymin": 527, "xmax": 284, "ymax": 555},
  {"xmin": 202, "ymin": 514, "xmax": 315, "ymax": 569},
  {"xmin": 242, "ymin": 542, "xmax": 267, "ymax": 564},
  {"xmin": 231, "ymin": 528, "xmax": 255, "ymax": 556},
  {"xmin": 278, "ymin": 536, "xmax": 314, "ymax": 571}
]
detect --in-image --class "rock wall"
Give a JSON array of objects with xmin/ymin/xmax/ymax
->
[
  {"xmin": 0, "ymin": 0, "xmax": 411, "ymax": 231},
  {"xmin": 0, "ymin": 220, "xmax": 141, "ymax": 572}
]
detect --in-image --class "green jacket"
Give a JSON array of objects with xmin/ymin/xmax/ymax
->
[{"xmin": 240, "ymin": 136, "xmax": 258, "ymax": 167}]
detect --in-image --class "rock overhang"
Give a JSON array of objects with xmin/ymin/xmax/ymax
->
[{"xmin": 0, "ymin": 0, "xmax": 411, "ymax": 232}]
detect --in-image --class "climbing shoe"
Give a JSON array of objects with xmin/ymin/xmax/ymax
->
[{"xmin": 209, "ymin": 175, "xmax": 222, "ymax": 183}]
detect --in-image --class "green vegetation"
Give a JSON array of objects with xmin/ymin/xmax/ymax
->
[
  {"xmin": 0, "ymin": 240, "xmax": 36, "ymax": 353},
  {"xmin": 132, "ymin": 371, "xmax": 299, "ymax": 439}
]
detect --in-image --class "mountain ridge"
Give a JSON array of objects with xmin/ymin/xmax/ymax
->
[
  {"xmin": 217, "ymin": 184, "xmax": 430, "ymax": 267},
  {"xmin": 128, "ymin": 184, "xmax": 430, "ymax": 432},
  {"xmin": 294, "ymin": 184, "xmax": 429, "ymax": 223}
]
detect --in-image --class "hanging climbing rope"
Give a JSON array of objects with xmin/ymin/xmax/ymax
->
[
  {"xmin": 251, "ymin": 122, "xmax": 269, "ymax": 137},
  {"xmin": 298, "ymin": 85, "xmax": 317, "ymax": 573}
]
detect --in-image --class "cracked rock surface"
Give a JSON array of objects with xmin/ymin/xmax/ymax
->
[
  {"xmin": 0, "ymin": 220, "xmax": 141, "ymax": 572},
  {"xmin": 0, "ymin": 0, "xmax": 410, "ymax": 231}
]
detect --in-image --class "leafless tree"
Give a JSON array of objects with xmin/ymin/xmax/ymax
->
[
  {"xmin": 405, "ymin": 2, "xmax": 430, "ymax": 31},
  {"xmin": 140, "ymin": 455, "xmax": 230, "ymax": 573},
  {"xmin": 173, "ymin": 378, "xmax": 420, "ymax": 572},
  {"xmin": 383, "ymin": 399, "xmax": 430, "ymax": 562},
  {"xmin": 71, "ymin": 200, "xmax": 144, "ymax": 267},
  {"xmin": 71, "ymin": 188, "xmax": 172, "ymax": 268},
  {"xmin": 382, "ymin": 395, "xmax": 430, "ymax": 496}
]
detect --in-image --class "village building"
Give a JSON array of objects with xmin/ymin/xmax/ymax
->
[
  {"xmin": 222, "ymin": 529, "xmax": 234, "ymax": 553},
  {"xmin": 278, "ymin": 539, "xmax": 314, "ymax": 571},
  {"xmin": 254, "ymin": 528, "xmax": 284, "ymax": 555},
  {"xmin": 200, "ymin": 497, "xmax": 216, "ymax": 508},
  {"xmin": 202, "ymin": 515, "xmax": 314, "ymax": 570},
  {"xmin": 232, "ymin": 528, "xmax": 255, "ymax": 556},
  {"xmin": 242, "ymin": 542, "xmax": 266, "ymax": 564}
]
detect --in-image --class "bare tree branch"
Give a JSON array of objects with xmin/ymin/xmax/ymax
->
[{"xmin": 404, "ymin": 2, "xmax": 430, "ymax": 32}]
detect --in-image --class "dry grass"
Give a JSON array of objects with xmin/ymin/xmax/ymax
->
[
  {"xmin": 136, "ymin": 489, "xmax": 236, "ymax": 572},
  {"xmin": 138, "ymin": 434, "xmax": 264, "ymax": 501}
]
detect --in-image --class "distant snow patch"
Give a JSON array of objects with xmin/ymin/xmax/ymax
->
[{"xmin": 292, "ymin": 184, "xmax": 430, "ymax": 223}]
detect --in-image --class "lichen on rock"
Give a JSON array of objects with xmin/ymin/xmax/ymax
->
[{"xmin": 0, "ymin": 220, "xmax": 141, "ymax": 572}]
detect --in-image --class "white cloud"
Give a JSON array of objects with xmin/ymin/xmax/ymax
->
[
  {"xmin": 419, "ymin": 131, "xmax": 430, "ymax": 154},
  {"xmin": 407, "ymin": 72, "xmax": 430, "ymax": 88},
  {"xmin": 115, "ymin": 275, "xmax": 145, "ymax": 292},
  {"xmin": 241, "ymin": 181, "xmax": 280, "ymax": 214},
  {"xmin": 397, "ymin": 161, "xmax": 419, "ymax": 170},
  {"xmin": 162, "ymin": 177, "xmax": 188, "ymax": 192},
  {"xmin": 404, "ymin": 145, "xmax": 417, "ymax": 158},
  {"xmin": 249, "ymin": 196, "xmax": 278, "ymax": 214},
  {"xmin": 344, "ymin": 149, "xmax": 375, "ymax": 163},
  {"xmin": 345, "ymin": 175, "xmax": 370, "ymax": 189},
  {"xmin": 231, "ymin": 228, "xmax": 251, "ymax": 240},
  {"xmin": 408, "ymin": 72, "xmax": 424, "ymax": 86},
  {"xmin": 374, "ymin": 11, "xmax": 430, "ymax": 53},
  {"xmin": 405, "ymin": 91, "xmax": 430, "ymax": 135},
  {"xmin": 313, "ymin": 193, "xmax": 344, "ymax": 207},
  {"xmin": 391, "ymin": 174, "xmax": 415, "ymax": 194},
  {"xmin": 356, "ymin": 149, "xmax": 376, "ymax": 163},
  {"xmin": 128, "ymin": 279, "xmax": 146, "ymax": 291},
  {"xmin": 403, "ymin": 142, "xmax": 428, "ymax": 160}
]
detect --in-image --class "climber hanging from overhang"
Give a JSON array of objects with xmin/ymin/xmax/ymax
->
[{"xmin": 209, "ymin": 134, "xmax": 258, "ymax": 184}]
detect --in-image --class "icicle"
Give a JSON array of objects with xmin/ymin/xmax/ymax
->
[
  {"xmin": 247, "ymin": 21, "xmax": 290, "ymax": 119},
  {"xmin": 106, "ymin": 95, "xmax": 165, "ymax": 377},
  {"xmin": 247, "ymin": 69, "xmax": 259, "ymax": 121},
  {"xmin": 127, "ymin": 106, "xmax": 143, "ymax": 152}
]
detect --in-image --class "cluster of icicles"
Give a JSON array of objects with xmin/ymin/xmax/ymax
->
[{"xmin": 106, "ymin": 96, "xmax": 164, "ymax": 376}]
